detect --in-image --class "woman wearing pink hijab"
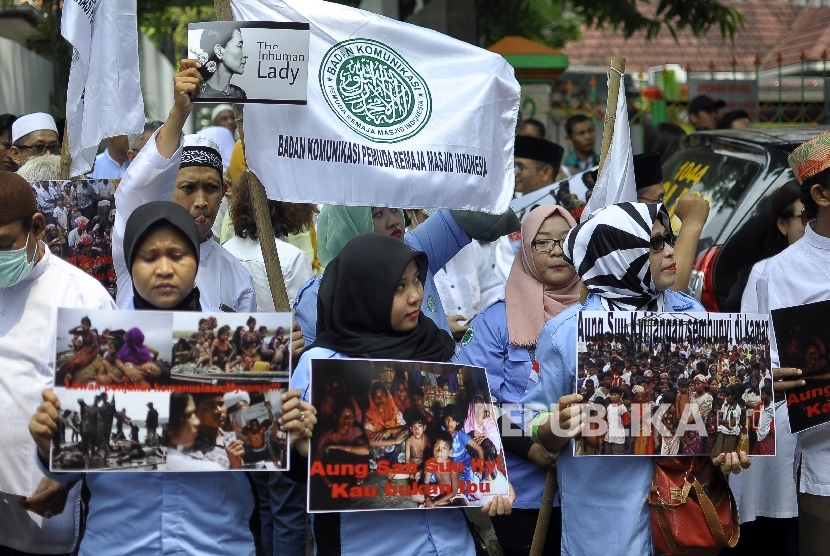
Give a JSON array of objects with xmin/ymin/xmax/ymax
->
[{"xmin": 457, "ymin": 204, "xmax": 580, "ymax": 556}]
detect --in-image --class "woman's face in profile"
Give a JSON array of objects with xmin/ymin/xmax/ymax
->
[
  {"xmin": 170, "ymin": 396, "xmax": 199, "ymax": 447},
  {"xmin": 221, "ymin": 29, "xmax": 247, "ymax": 75}
]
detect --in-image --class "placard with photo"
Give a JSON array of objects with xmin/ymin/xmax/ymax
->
[
  {"xmin": 188, "ymin": 21, "xmax": 310, "ymax": 104},
  {"xmin": 50, "ymin": 308, "xmax": 292, "ymax": 472},
  {"xmin": 575, "ymin": 311, "xmax": 772, "ymax": 456},
  {"xmin": 308, "ymin": 359, "xmax": 508, "ymax": 513},
  {"xmin": 771, "ymin": 300, "xmax": 830, "ymax": 433}
]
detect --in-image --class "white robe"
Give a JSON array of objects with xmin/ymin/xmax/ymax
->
[
  {"xmin": 432, "ymin": 240, "xmax": 502, "ymax": 325},
  {"xmin": 113, "ymin": 128, "xmax": 256, "ymax": 312},
  {"xmin": 758, "ymin": 222, "xmax": 830, "ymax": 497},
  {"xmin": 0, "ymin": 248, "xmax": 115, "ymax": 553},
  {"xmin": 223, "ymin": 235, "xmax": 313, "ymax": 309}
]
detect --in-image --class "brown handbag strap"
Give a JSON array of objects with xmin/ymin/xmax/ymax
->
[
  {"xmin": 652, "ymin": 504, "xmax": 681, "ymax": 556},
  {"xmin": 690, "ymin": 478, "xmax": 740, "ymax": 548},
  {"xmin": 649, "ymin": 469, "xmax": 682, "ymax": 555}
]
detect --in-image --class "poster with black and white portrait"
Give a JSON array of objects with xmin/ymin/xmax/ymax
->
[{"xmin": 188, "ymin": 21, "xmax": 309, "ymax": 104}]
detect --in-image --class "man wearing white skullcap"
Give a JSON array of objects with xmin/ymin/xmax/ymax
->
[
  {"xmin": 9, "ymin": 112, "xmax": 60, "ymax": 169},
  {"xmin": 113, "ymin": 59, "xmax": 256, "ymax": 314},
  {"xmin": 211, "ymin": 104, "xmax": 236, "ymax": 136}
]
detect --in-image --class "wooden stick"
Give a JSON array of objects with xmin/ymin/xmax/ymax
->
[
  {"xmin": 59, "ymin": 121, "xmax": 71, "ymax": 180},
  {"xmin": 529, "ymin": 469, "xmax": 558, "ymax": 556},
  {"xmin": 597, "ymin": 57, "xmax": 627, "ymax": 178},
  {"xmin": 214, "ymin": 0, "xmax": 291, "ymax": 312},
  {"xmin": 578, "ymin": 56, "xmax": 626, "ymax": 305},
  {"xmin": 236, "ymin": 107, "xmax": 291, "ymax": 311}
]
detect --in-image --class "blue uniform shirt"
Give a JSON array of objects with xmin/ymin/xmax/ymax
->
[
  {"xmin": 292, "ymin": 347, "xmax": 475, "ymax": 556},
  {"xmin": 39, "ymin": 296, "xmax": 256, "ymax": 556},
  {"xmin": 293, "ymin": 210, "xmax": 470, "ymax": 344},
  {"xmin": 455, "ymin": 300, "xmax": 552, "ymax": 509},
  {"xmin": 521, "ymin": 290, "xmax": 703, "ymax": 556}
]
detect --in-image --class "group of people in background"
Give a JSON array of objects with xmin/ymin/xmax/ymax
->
[
  {"xmin": 576, "ymin": 338, "xmax": 773, "ymax": 457},
  {"xmin": 4, "ymin": 45, "xmax": 826, "ymax": 556}
]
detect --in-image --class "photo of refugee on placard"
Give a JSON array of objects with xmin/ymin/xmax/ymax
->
[
  {"xmin": 168, "ymin": 387, "xmax": 289, "ymax": 471},
  {"xmin": 770, "ymin": 300, "xmax": 830, "ymax": 433},
  {"xmin": 50, "ymin": 390, "xmax": 169, "ymax": 472},
  {"xmin": 55, "ymin": 308, "xmax": 172, "ymax": 387},
  {"xmin": 308, "ymin": 359, "xmax": 507, "ymax": 513},
  {"xmin": 574, "ymin": 311, "xmax": 772, "ymax": 457},
  {"xmin": 190, "ymin": 23, "xmax": 248, "ymax": 100},
  {"xmin": 170, "ymin": 312, "xmax": 293, "ymax": 384}
]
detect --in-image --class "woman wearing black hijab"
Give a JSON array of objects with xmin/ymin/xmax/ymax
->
[
  {"xmin": 122, "ymin": 201, "xmax": 203, "ymax": 311},
  {"xmin": 30, "ymin": 202, "xmax": 316, "ymax": 555},
  {"xmin": 291, "ymin": 233, "xmax": 513, "ymax": 556}
]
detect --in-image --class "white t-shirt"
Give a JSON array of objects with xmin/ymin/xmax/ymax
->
[
  {"xmin": 758, "ymin": 223, "xmax": 830, "ymax": 496},
  {"xmin": 605, "ymin": 403, "xmax": 627, "ymax": 444}
]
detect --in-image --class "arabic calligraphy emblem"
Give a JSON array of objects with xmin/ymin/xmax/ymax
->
[{"xmin": 319, "ymin": 38, "xmax": 432, "ymax": 143}]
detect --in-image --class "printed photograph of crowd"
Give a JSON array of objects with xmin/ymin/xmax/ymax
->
[
  {"xmin": 33, "ymin": 179, "xmax": 117, "ymax": 294},
  {"xmin": 49, "ymin": 390, "xmax": 170, "ymax": 472},
  {"xmin": 55, "ymin": 309, "xmax": 172, "ymax": 387},
  {"xmin": 171, "ymin": 312, "xmax": 293, "ymax": 383},
  {"xmin": 308, "ymin": 359, "xmax": 507, "ymax": 512},
  {"xmin": 576, "ymin": 326, "xmax": 773, "ymax": 457},
  {"xmin": 167, "ymin": 388, "xmax": 289, "ymax": 471}
]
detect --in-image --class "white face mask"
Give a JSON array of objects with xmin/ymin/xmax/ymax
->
[{"xmin": 0, "ymin": 232, "xmax": 35, "ymax": 289}]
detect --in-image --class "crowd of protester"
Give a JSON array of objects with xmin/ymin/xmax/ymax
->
[{"xmin": 2, "ymin": 44, "xmax": 821, "ymax": 556}]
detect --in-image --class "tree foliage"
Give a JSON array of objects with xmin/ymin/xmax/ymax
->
[{"xmin": 330, "ymin": 0, "xmax": 744, "ymax": 48}]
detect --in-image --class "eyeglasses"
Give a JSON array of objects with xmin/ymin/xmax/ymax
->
[
  {"xmin": 17, "ymin": 144, "xmax": 61, "ymax": 156},
  {"xmin": 531, "ymin": 238, "xmax": 566, "ymax": 254},
  {"xmin": 649, "ymin": 231, "xmax": 676, "ymax": 251},
  {"xmin": 637, "ymin": 194, "xmax": 665, "ymax": 204},
  {"xmin": 515, "ymin": 162, "xmax": 546, "ymax": 174}
]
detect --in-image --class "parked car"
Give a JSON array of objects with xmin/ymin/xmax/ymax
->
[{"xmin": 661, "ymin": 126, "xmax": 828, "ymax": 312}]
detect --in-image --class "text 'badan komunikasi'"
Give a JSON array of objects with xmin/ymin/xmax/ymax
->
[{"xmin": 277, "ymin": 134, "xmax": 488, "ymax": 177}]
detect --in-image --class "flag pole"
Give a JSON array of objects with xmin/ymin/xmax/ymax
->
[
  {"xmin": 532, "ymin": 56, "xmax": 627, "ymax": 556},
  {"xmin": 59, "ymin": 122, "xmax": 71, "ymax": 180},
  {"xmin": 577, "ymin": 56, "xmax": 626, "ymax": 305},
  {"xmin": 214, "ymin": 0, "xmax": 291, "ymax": 312}
]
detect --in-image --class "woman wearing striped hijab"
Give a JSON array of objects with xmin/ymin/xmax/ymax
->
[{"xmin": 521, "ymin": 202, "xmax": 749, "ymax": 555}]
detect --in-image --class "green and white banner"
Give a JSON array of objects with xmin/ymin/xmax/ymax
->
[{"xmin": 231, "ymin": 0, "xmax": 520, "ymax": 213}]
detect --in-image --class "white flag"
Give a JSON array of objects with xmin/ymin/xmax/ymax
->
[
  {"xmin": 230, "ymin": 0, "xmax": 519, "ymax": 213},
  {"xmin": 581, "ymin": 81, "xmax": 636, "ymax": 222},
  {"xmin": 62, "ymin": 0, "xmax": 144, "ymax": 177}
]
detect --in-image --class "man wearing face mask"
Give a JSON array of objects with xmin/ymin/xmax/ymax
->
[{"xmin": 0, "ymin": 172, "xmax": 115, "ymax": 554}]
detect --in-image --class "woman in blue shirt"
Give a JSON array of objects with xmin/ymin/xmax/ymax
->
[
  {"xmin": 293, "ymin": 204, "xmax": 518, "ymax": 344},
  {"xmin": 291, "ymin": 233, "xmax": 514, "ymax": 556},
  {"xmin": 522, "ymin": 202, "xmax": 749, "ymax": 556},
  {"xmin": 457, "ymin": 204, "xmax": 581, "ymax": 555},
  {"xmin": 29, "ymin": 202, "xmax": 315, "ymax": 555}
]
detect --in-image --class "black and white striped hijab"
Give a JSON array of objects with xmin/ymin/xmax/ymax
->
[{"xmin": 563, "ymin": 202, "xmax": 671, "ymax": 311}]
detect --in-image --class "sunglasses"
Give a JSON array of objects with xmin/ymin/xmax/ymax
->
[{"xmin": 649, "ymin": 231, "xmax": 676, "ymax": 251}]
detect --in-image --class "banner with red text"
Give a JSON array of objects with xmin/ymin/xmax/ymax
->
[
  {"xmin": 50, "ymin": 308, "xmax": 293, "ymax": 472},
  {"xmin": 308, "ymin": 358, "xmax": 508, "ymax": 512}
]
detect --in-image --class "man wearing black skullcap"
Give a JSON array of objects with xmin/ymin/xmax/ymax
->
[
  {"xmin": 113, "ymin": 58, "xmax": 256, "ymax": 313},
  {"xmin": 688, "ymin": 95, "xmax": 725, "ymax": 131},
  {"xmin": 0, "ymin": 171, "xmax": 115, "ymax": 554},
  {"xmin": 632, "ymin": 151, "xmax": 710, "ymax": 293},
  {"xmin": 513, "ymin": 135, "xmax": 565, "ymax": 195}
]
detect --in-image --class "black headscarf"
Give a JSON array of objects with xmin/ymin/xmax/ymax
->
[
  {"xmin": 124, "ymin": 201, "xmax": 202, "ymax": 312},
  {"xmin": 310, "ymin": 233, "xmax": 455, "ymax": 362}
]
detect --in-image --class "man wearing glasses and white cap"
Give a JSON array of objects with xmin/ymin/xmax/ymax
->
[{"xmin": 8, "ymin": 113, "xmax": 60, "ymax": 169}]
